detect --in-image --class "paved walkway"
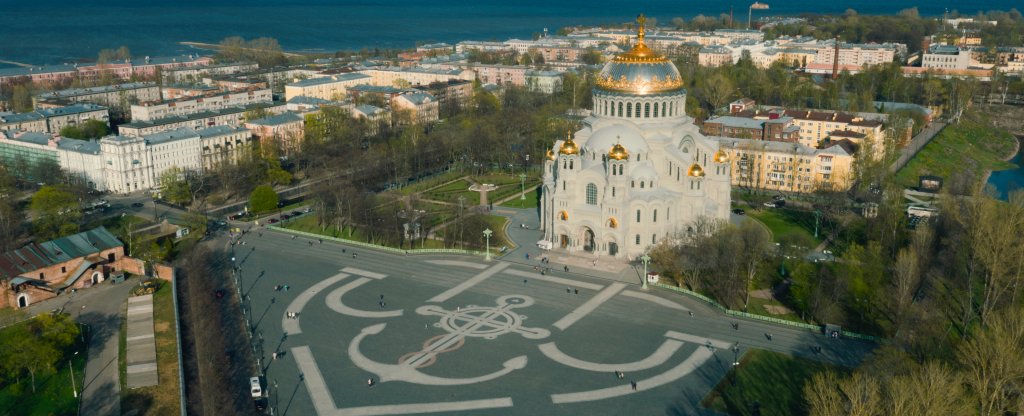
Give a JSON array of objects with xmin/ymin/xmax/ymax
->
[{"xmin": 125, "ymin": 294, "xmax": 158, "ymax": 388}]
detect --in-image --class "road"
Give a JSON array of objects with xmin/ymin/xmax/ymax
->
[{"xmin": 25, "ymin": 279, "xmax": 138, "ymax": 416}]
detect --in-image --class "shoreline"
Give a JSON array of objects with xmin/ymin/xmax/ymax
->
[{"xmin": 980, "ymin": 134, "xmax": 1023, "ymax": 188}]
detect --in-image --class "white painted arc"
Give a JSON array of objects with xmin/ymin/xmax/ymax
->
[
  {"xmin": 538, "ymin": 337, "xmax": 684, "ymax": 372},
  {"xmin": 504, "ymin": 269, "xmax": 604, "ymax": 291},
  {"xmin": 428, "ymin": 262, "xmax": 510, "ymax": 303},
  {"xmin": 348, "ymin": 323, "xmax": 528, "ymax": 386},
  {"xmin": 550, "ymin": 347, "xmax": 715, "ymax": 404},
  {"xmin": 333, "ymin": 398, "xmax": 515, "ymax": 416},
  {"xmin": 325, "ymin": 277, "xmax": 403, "ymax": 319},
  {"xmin": 341, "ymin": 267, "xmax": 388, "ymax": 280},
  {"xmin": 282, "ymin": 273, "xmax": 349, "ymax": 335},
  {"xmin": 552, "ymin": 282, "xmax": 626, "ymax": 330}
]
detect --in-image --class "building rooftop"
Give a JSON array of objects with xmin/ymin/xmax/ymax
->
[
  {"xmin": 56, "ymin": 137, "xmax": 101, "ymax": 154},
  {"xmin": 0, "ymin": 226, "xmax": 122, "ymax": 279},
  {"xmin": 348, "ymin": 84, "xmax": 405, "ymax": 94},
  {"xmin": 119, "ymin": 102, "xmax": 280, "ymax": 130},
  {"xmin": 144, "ymin": 128, "xmax": 200, "ymax": 145},
  {"xmin": 196, "ymin": 125, "xmax": 249, "ymax": 138},
  {"xmin": 397, "ymin": 92, "xmax": 434, "ymax": 105},
  {"xmin": 705, "ymin": 116, "xmax": 767, "ymax": 130},
  {"xmin": 287, "ymin": 73, "xmax": 371, "ymax": 87},
  {"xmin": 1, "ymin": 130, "xmax": 52, "ymax": 146},
  {"xmin": 0, "ymin": 111, "xmax": 45, "ymax": 124},
  {"xmin": 247, "ymin": 112, "xmax": 303, "ymax": 126},
  {"xmin": 0, "ymin": 64, "xmax": 78, "ymax": 78},
  {"xmin": 36, "ymin": 82, "xmax": 158, "ymax": 100},
  {"xmin": 37, "ymin": 103, "xmax": 108, "ymax": 117},
  {"xmin": 354, "ymin": 104, "xmax": 387, "ymax": 116}
]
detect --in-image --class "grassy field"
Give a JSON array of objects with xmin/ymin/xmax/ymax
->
[
  {"xmin": 703, "ymin": 350, "xmax": 844, "ymax": 416},
  {"xmin": 283, "ymin": 214, "xmax": 448, "ymax": 249},
  {"xmin": 498, "ymin": 188, "xmax": 540, "ymax": 209},
  {"xmin": 896, "ymin": 112, "xmax": 1018, "ymax": 188},
  {"xmin": 0, "ymin": 320, "xmax": 86, "ymax": 416},
  {"xmin": 121, "ymin": 280, "xmax": 181, "ymax": 416},
  {"xmin": 746, "ymin": 209, "xmax": 821, "ymax": 245}
]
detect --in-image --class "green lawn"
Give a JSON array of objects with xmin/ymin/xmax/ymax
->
[
  {"xmin": 121, "ymin": 279, "xmax": 181, "ymax": 415},
  {"xmin": 283, "ymin": 214, "xmax": 448, "ymax": 249},
  {"xmin": 397, "ymin": 171, "xmax": 466, "ymax": 195},
  {"xmin": 0, "ymin": 320, "xmax": 86, "ymax": 416},
  {"xmin": 896, "ymin": 112, "xmax": 1017, "ymax": 188},
  {"xmin": 746, "ymin": 209, "xmax": 821, "ymax": 245},
  {"xmin": 498, "ymin": 188, "xmax": 540, "ymax": 209},
  {"xmin": 703, "ymin": 350, "xmax": 845, "ymax": 416}
]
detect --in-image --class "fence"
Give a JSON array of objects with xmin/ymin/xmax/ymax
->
[
  {"xmin": 268, "ymin": 226, "xmax": 489, "ymax": 257},
  {"xmin": 649, "ymin": 282, "xmax": 882, "ymax": 342},
  {"xmin": 168, "ymin": 268, "xmax": 187, "ymax": 416},
  {"xmin": 889, "ymin": 122, "xmax": 947, "ymax": 174}
]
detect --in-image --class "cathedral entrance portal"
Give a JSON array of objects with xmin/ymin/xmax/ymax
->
[
  {"xmin": 608, "ymin": 242, "xmax": 619, "ymax": 256},
  {"xmin": 583, "ymin": 228, "xmax": 596, "ymax": 253},
  {"xmin": 559, "ymin": 235, "xmax": 569, "ymax": 249}
]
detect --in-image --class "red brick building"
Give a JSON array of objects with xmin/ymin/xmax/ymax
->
[{"xmin": 0, "ymin": 227, "xmax": 142, "ymax": 309}]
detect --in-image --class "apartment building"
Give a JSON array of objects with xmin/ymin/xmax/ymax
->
[
  {"xmin": 712, "ymin": 136, "xmax": 855, "ymax": 192},
  {"xmin": 358, "ymin": 67, "xmax": 474, "ymax": 88},
  {"xmin": 392, "ymin": 92, "xmax": 438, "ymax": 125},
  {"xmin": 131, "ymin": 88, "xmax": 273, "ymax": 121},
  {"xmin": 245, "ymin": 113, "xmax": 305, "ymax": 155},
  {"xmin": 161, "ymin": 62, "xmax": 259, "ymax": 83},
  {"xmin": 117, "ymin": 102, "xmax": 284, "ymax": 137},
  {"xmin": 34, "ymin": 82, "xmax": 161, "ymax": 110},
  {"xmin": 196, "ymin": 126, "xmax": 256, "ymax": 171},
  {"xmin": 284, "ymin": 73, "xmax": 372, "ymax": 101},
  {"xmin": 922, "ymin": 45, "xmax": 973, "ymax": 70}
]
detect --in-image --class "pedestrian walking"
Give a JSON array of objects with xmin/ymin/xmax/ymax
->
[
  {"xmin": 574, "ymin": 288, "xmax": 578, "ymax": 295},
  {"xmin": 566, "ymin": 287, "xmax": 571, "ymax": 294},
  {"xmin": 525, "ymin": 253, "xmax": 530, "ymax": 260},
  {"xmin": 523, "ymin": 279, "xmax": 527, "ymax": 285},
  {"xmin": 765, "ymin": 333, "xmax": 772, "ymax": 341},
  {"xmin": 353, "ymin": 252, "xmax": 357, "ymax": 258},
  {"xmin": 688, "ymin": 311, "xmax": 693, "ymax": 317},
  {"xmin": 732, "ymin": 322, "xmax": 739, "ymax": 330},
  {"xmin": 630, "ymin": 381, "xmax": 637, "ymax": 391},
  {"xmin": 564, "ymin": 265, "xmax": 569, "ymax": 272},
  {"xmin": 367, "ymin": 378, "xmax": 375, "ymax": 387}
]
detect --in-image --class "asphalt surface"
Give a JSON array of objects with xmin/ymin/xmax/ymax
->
[{"xmin": 231, "ymin": 225, "xmax": 875, "ymax": 416}]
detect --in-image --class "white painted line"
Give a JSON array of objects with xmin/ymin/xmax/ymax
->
[
  {"xmin": 504, "ymin": 269, "xmax": 603, "ymax": 291},
  {"xmin": 552, "ymin": 283, "xmax": 626, "ymax": 331},
  {"xmin": 428, "ymin": 263, "xmax": 510, "ymax": 303},
  {"xmin": 341, "ymin": 267, "xmax": 387, "ymax": 280},
  {"xmin": 335, "ymin": 398, "xmax": 515, "ymax": 416},
  {"xmin": 538, "ymin": 335, "xmax": 684, "ymax": 372},
  {"xmin": 126, "ymin": 362, "xmax": 158, "ymax": 373},
  {"xmin": 622, "ymin": 290, "xmax": 689, "ymax": 311},
  {"xmin": 325, "ymin": 277, "xmax": 403, "ymax": 318},
  {"xmin": 282, "ymin": 273, "xmax": 349, "ymax": 335},
  {"xmin": 126, "ymin": 334, "xmax": 155, "ymax": 342},
  {"xmin": 128, "ymin": 295, "xmax": 152, "ymax": 303},
  {"xmin": 551, "ymin": 346, "xmax": 715, "ymax": 404},
  {"xmin": 291, "ymin": 345, "xmax": 338, "ymax": 416},
  {"xmin": 664, "ymin": 331, "xmax": 733, "ymax": 349},
  {"xmin": 426, "ymin": 260, "xmax": 489, "ymax": 270}
]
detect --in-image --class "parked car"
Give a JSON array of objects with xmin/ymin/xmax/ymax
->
[
  {"xmin": 268, "ymin": 218, "xmax": 279, "ymax": 224},
  {"xmin": 250, "ymin": 377, "xmax": 263, "ymax": 398},
  {"xmin": 131, "ymin": 202, "xmax": 145, "ymax": 208},
  {"xmin": 763, "ymin": 201, "xmax": 777, "ymax": 208},
  {"xmin": 732, "ymin": 208, "xmax": 745, "ymax": 215},
  {"xmin": 281, "ymin": 214, "xmax": 291, "ymax": 220},
  {"xmin": 292, "ymin": 210, "xmax": 303, "ymax": 216}
]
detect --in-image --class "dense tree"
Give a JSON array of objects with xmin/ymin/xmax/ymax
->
[
  {"xmin": 29, "ymin": 185, "xmax": 80, "ymax": 239},
  {"xmin": 11, "ymin": 85, "xmax": 32, "ymax": 113},
  {"xmin": 59, "ymin": 119, "xmax": 109, "ymax": 140},
  {"xmin": 248, "ymin": 185, "xmax": 278, "ymax": 214}
]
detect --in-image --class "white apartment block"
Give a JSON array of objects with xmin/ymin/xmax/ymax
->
[
  {"xmin": 57, "ymin": 138, "xmax": 105, "ymax": 191},
  {"xmin": 101, "ymin": 135, "xmax": 153, "ymax": 194},
  {"xmin": 1, "ymin": 104, "xmax": 110, "ymax": 134},
  {"xmin": 197, "ymin": 126, "xmax": 255, "ymax": 171},
  {"xmin": 161, "ymin": 62, "xmax": 259, "ymax": 83},
  {"xmin": 525, "ymin": 70, "xmax": 562, "ymax": 93},
  {"xmin": 922, "ymin": 45, "xmax": 973, "ymax": 70},
  {"xmin": 358, "ymin": 67, "xmax": 474, "ymax": 88},
  {"xmin": 814, "ymin": 43, "xmax": 898, "ymax": 67},
  {"xmin": 392, "ymin": 92, "xmax": 438, "ymax": 125},
  {"xmin": 35, "ymin": 82, "xmax": 162, "ymax": 110},
  {"xmin": 146, "ymin": 129, "xmax": 203, "ymax": 183},
  {"xmin": 118, "ymin": 102, "xmax": 285, "ymax": 137},
  {"xmin": 131, "ymin": 88, "xmax": 273, "ymax": 121},
  {"xmin": 284, "ymin": 73, "xmax": 371, "ymax": 101}
]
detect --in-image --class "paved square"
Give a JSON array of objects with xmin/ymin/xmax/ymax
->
[{"xmin": 235, "ymin": 232, "xmax": 872, "ymax": 416}]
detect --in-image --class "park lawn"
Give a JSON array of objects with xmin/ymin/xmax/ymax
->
[
  {"xmin": 0, "ymin": 320, "xmax": 86, "ymax": 416},
  {"xmin": 121, "ymin": 280, "xmax": 181, "ymax": 415},
  {"xmin": 746, "ymin": 209, "xmax": 820, "ymax": 244},
  {"xmin": 282, "ymin": 214, "xmax": 447, "ymax": 249},
  {"xmin": 895, "ymin": 112, "xmax": 1017, "ymax": 188},
  {"xmin": 703, "ymin": 350, "xmax": 844, "ymax": 416},
  {"xmin": 746, "ymin": 296, "xmax": 806, "ymax": 324},
  {"xmin": 499, "ymin": 188, "xmax": 541, "ymax": 209},
  {"xmin": 397, "ymin": 171, "xmax": 465, "ymax": 195}
]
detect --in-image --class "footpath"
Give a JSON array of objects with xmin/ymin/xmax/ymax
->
[{"xmin": 125, "ymin": 294, "xmax": 158, "ymax": 388}]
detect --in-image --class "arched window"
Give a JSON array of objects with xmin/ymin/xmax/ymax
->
[
  {"xmin": 661, "ymin": 102, "xmax": 667, "ymax": 117},
  {"xmin": 635, "ymin": 103, "xmax": 641, "ymax": 118},
  {"xmin": 653, "ymin": 102, "xmax": 659, "ymax": 118},
  {"xmin": 626, "ymin": 103, "xmax": 632, "ymax": 118},
  {"xmin": 586, "ymin": 183, "xmax": 597, "ymax": 205},
  {"xmin": 635, "ymin": 234, "xmax": 640, "ymax": 244},
  {"xmin": 569, "ymin": 160, "xmax": 573, "ymax": 169},
  {"xmin": 636, "ymin": 209, "xmax": 641, "ymax": 223},
  {"xmin": 653, "ymin": 209, "xmax": 657, "ymax": 222},
  {"xmin": 618, "ymin": 101, "xmax": 623, "ymax": 117},
  {"xmin": 618, "ymin": 165, "xmax": 623, "ymax": 175},
  {"xmin": 640, "ymin": 181, "xmax": 645, "ymax": 189},
  {"xmin": 644, "ymin": 103, "xmax": 650, "ymax": 118},
  {"xmin": 612, "ymin": 187, "xmax": 616, "ymax": 197}
]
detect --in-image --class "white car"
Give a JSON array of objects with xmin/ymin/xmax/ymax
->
[{"xmin": 250, "ymin": 376, "xmax": 263, "ymax": 398}]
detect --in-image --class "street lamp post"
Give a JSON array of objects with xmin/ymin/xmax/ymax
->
[
  {"xmin": 519, "ymin": 173, "xmax": 527, "ymax": 201},
  {"xmin": 640, "ymin": 254, "xmax": 651, "ymax": 290},
  {"xmin": 483, "ymin": 228, "xmax": 493, "ymax": 261},
  {"xmin": 69, "ymin": 351, "xmax": 79, "ymax": 398}
]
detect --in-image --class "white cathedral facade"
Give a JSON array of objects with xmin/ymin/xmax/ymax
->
[{"xmin": 540, "ymin": 16, "xmax": 731, "ymax": 259}]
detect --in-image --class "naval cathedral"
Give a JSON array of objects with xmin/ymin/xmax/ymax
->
[{"xmin": 540, "ymin": 15, "xmax": 731, "ymax": 259}]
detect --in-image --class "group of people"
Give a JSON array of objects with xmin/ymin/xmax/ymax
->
[{"xmin": 286, "ymin": 311, "xmax": 299, "ymax": 319}]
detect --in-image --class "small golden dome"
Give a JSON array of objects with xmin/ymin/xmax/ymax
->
[
  {"xmin": 546, "ymin": 149, "xmax": 556, "ymax": 160},
  {"xmin": 687, "ymin": 163, "xmax": 705, "ymax": 177},
  {"xmin": 713, "ymin": 150, "xmax": 729, "ymax": 163},
  {"xmin": 559, "ymin": 131, "xmax": 579, "ymax": 155},
  {"xmin": 608, "ymin": 143, "xmax": 629, "ymax": 160}
]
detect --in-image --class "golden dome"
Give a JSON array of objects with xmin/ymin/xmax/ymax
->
[
  {"xmin": 687, "ymin": 163, "xmax": 705, "ymax": 177},
  {"xmin": 595, "ymin": 14, "xmax": 684, "ymax": 95},
  {"xmin": 608, "ymin": 142, "xmax": 629, "ymax": 160},
  {"xmin": 713, "ymin": 150, "xmax": 729, "ymax": 163},
  {"xmin": 559, "ymin": 134, "xmax": 579, "ymax": 155},
  {"xmin": 546, "ymin": 149, "xmax": 556, "ymax": 160}
]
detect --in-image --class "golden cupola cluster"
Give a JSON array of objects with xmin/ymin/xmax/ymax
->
[
  {"xmin": 559, "ymin": 131, "xmax": 579, "ymax": 155},
  {"xmin": 595, "ymin": 14, "xmax": 685, "ymax": 95},
  {"xmin": 713, "ymin": 149, "xmax": 729, "ymax": 163},
  {"xmin": 608, "ymin": 141, "xmax": 629, "ymax": 160},
  {"xmin": 687, "ymin": 163, "xmax": 705, "ymax": 177},
  {"xmin": 546, "ymin": 149, "xmax": 556, "ymax": 160}
]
